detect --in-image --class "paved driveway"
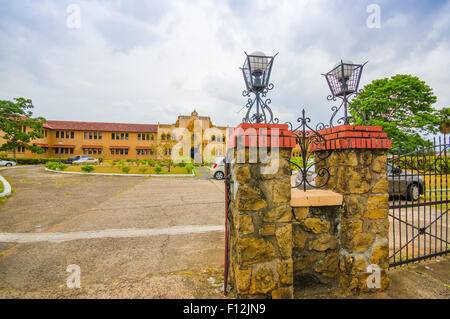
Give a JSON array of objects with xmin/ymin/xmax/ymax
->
[{"xmin": 0, "ymin": 167, "xmax": 226, "ymax": 298}]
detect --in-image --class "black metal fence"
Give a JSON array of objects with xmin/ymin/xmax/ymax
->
[
  {"xmin": 224, "ymin": 162, "xmax": 232, "ymax": 294},
  {"xmin": 388, "ymin": 136, "xmax": 450, "ymax": 267}
]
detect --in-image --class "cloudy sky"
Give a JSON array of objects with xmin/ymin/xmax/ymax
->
[{"xmin": 1, "ymin": 0, "xmax": 449, "ymax": 128}]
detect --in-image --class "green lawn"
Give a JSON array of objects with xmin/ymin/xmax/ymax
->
[
  {"xmin": 65, "ymin": 165, "xmax": 192, "ymax": 175},
  {"xmin": 0, "ymin": 179, "xmax": 3, "ymax": 193}
]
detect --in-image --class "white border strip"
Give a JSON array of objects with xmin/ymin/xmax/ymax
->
[
  {"xmin": 0, "ymin": 225, "xmax": 224, "ymax": 243},
  {"xmin": 0, "ymin": 175, "xmax": 11, "ymax": 198},
  {"xmin": 45, "ymin": 168, "xmax": 195, "ymax": 177}
]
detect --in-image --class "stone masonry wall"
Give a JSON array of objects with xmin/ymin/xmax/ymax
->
[
  {"xmin": 292, "ymin": 205, "xmax": 342, "ymax": 296},
  {"xmin": 315, "ymin": 149, "xmax": 390, "ymax": 293},
  {"xmin": 228, "ymin": 142, "xmax": 295, "ymax": 298}
]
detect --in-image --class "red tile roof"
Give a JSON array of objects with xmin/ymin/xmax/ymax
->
[{"xmin": 43, "ymin": 120, "xmax": 158, "ymax": 133}]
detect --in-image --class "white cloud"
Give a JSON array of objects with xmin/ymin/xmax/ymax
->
[{"xmin": 0, "ymin": 0, "xmax": 449, "ymax": 128}]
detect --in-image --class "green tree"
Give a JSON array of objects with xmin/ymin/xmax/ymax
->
[
  {"xmin": 0, "ymin": 98, "xmax": 46, "ymax": 160},
  {"xmin": 438, "ymin": 107, "xmax": 450, "ymax": 134},
  {"xmin": 350, "ymin": 74, "xmax": 440, "ymax": 150}
]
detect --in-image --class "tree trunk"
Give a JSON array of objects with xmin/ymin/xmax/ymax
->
[{"xmin": 13, "ymin": 148, "xmax": 16, "ymax": 161}]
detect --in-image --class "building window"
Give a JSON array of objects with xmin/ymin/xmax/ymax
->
[
  {"xmin": 161, "ymin": 134, "xmax": 165, "ymax": 141},
  {"xmin": 99, "ymin": 132, "xmax": 102, "ymax": 140},
  {"xmin": 151, "ymin": 135, "xmax": 154, "ymax": 141},
  {"xmin": 56, "ymin": 131, "xmax": 59, "ymax": 138},
  {"xmin": 150, "ymin": 149, "xmax": 154, "ymax": 155},
  {"xmin": 116, "ymin": 133, "xmax": 120, "ymax": 140},
  {"xmin": 94, "ymin": 132, "xmax": 97, "ymax": 139},
  {"xmin": 138, "ymin": 134, "xmax": 141, "ymax": 141},
  {"xmin": 112, "ymin": 133, "xmax": 115, "ymax": 140},
  {"xmin": 125, "ymin": 133, "xmax": 128, "ymax": 140},
  {"xmin": 71, "ymin": 132, "xmax": 74, "ymax": 139}
]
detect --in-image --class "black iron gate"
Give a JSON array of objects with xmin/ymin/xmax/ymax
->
[
  {"xmin": 388, "ymin": 136, "xmax": 450, "ymax": 267},
  {"xmin": 224, "ymin": 161, "xmax": 232, "ymax": 294}
]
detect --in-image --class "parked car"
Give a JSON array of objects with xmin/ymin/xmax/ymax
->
[
  {"xmin": 72, "ymin": 157, "xmax": 98, "ymax": 165},
  {"xmin": 0, "ymin": 160, "xmax": 16, "ymax": 167},
  {"xmin": 387, "ymin": 164, "xmax": 425, "ymax": 201},
  {"xmin": 211, "ymin": 157, "xmax": 225, "ymax": 180},
  {"xmin": 66, "ymin": 155, "xmax": 88, "ymax": 164}
]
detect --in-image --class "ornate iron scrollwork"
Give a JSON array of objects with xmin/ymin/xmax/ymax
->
[{"xmin": 287, "ymin": 109, "xmax": 332, "ymax": 191}]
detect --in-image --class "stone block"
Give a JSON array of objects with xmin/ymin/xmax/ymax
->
[
  {"xmin": 372, "ymin": 154, "xmax": 387, "ymax": 173},
  {"xmin": 365, "ymin": 195, "xmax": 389, "ymax": 219},
  {"xmin": 293, "ymin": 207, "xmax": 309, "ymax": 220},
  {"xmin": 366, "ymin": 219, "xmax": 390, "ymax": 238},
  {"xmin": 263, "ymin": 204, "xmax": 292, "ymax": 223},
  {"xmin": 235, "ymin": 166, "xmax": 251, "ymax": 184},
  {"xmin": 372, "ymin": 177, "xmax": 388, "ymax": 194},
  {"xmin": 276, "ymin": 224, "xmax": 293, "ymax": 259},
  {"xmin": 335, "ymin": 167, "xmax": 371, "ymax": 194},
  {"xmin": 308, "ymin": 234, "xmax": 339, "ymax": 252},
  {"xmin": 343, "ymin": 195, "xmax": 366, "ymax": 218},
  {"xmin": 237, "ymin": 237, "xmax": 275, "ymax": 266},
  {"xmin": 271, "ymin": 287, "xmax": 293, "ymax": 299},
  {"xmin": 293, "ymin": 228, "xmax": 308, "ymax": 250},
  {"xmin": 259, "ymin": 225, "xmax": 275, "ymax": 236},
  {"xmin": 236, "ymin": 267, "xmax": 252, "ymax": 293},
  {"xmin": 328, "ymin": 151, "xmax": 358, "ymax": 166},
  {"xmin": 237, "ymin": 214, "xmax": 254, "ymax": 235},
  {"xmin": 348, "ymin": 233, "xmax": 375, "ymax": 253},
  {"xmin": 278, "ymin": 259, "xmax": 293, "ymax": 285},
  {"xmin": 236, "ymin": 185, "xmax": 267, "ymax": 211},
  {"xmin": 273, "ymin": 182, "xmax": 291, "ymax": 203},
  {"xmin": 359, "ymin": 150, "xmax": 373, "ymax": 166},
  {"xmin": 370, "ymin": 241, "xmax": 389, "ymax": 269},
  {"xmin": 314, "ymin": 252, "xmax": 339, "ymax": 278},
  {"xmin": 301, "ymin": 218, "xmax": 330, "ymax": 234},
  {"xmin": 249, "ymin": 267, "xmax": 276, "ymax": 295}
]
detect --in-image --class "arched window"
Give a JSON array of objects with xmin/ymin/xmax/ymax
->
[
  {"xmin": 212, "ymin": 135, "xmax": 216, "ymax": 142},
  {"xmin": 166, "ymin": 134, "xmax": 171, "ymax": 140},
  {"xmin": 161, "ymin": 134, "xmax": 166, "ymax": 141}
]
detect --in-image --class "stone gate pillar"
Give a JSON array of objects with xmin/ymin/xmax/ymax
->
[
  {"xmin": 226, "ymin": 123, "xmax": 295, "ymax": 299},
  {"xmin": 313, "ymin": 125, "xmax": 392, "ymax": 294}
]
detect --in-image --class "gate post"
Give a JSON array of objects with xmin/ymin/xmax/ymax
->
[
  {"xmin": 226, "ymin": 123, "xmax": 295, "ymax": 299},
  {"xmin": 313, "ymin": 125, "xmax": 392, "ymax": 294}
]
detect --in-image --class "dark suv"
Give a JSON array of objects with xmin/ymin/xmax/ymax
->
[{"xmin": 387, "ymin": 164, "xmax": 425, "ymax": 201}]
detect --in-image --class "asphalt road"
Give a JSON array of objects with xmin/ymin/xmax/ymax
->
[{"xmin": 0, "ymin": 166, "xmax": 226, "ymax": 298}]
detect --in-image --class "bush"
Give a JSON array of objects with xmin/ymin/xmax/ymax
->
[
  {"xmin": 122, "ymin": 166, "xmax": 131, "ymax": 174},
  {"xmin": 0, "ymin": 152, "xmax": 8, "ymax": 159},
  {"xmin": 154, "ymin": 165, "xmax": 162, "ymax": 174},
  {"xmin": 45, "ymin": 162, "xmax": 59, "ymax": 170},
  {"xmin": 98, "ymin": 158, "xmax": 103, "ymax": 164},
  {"xmin": 138, "ymin": 167, "xmax": 148, "ymax": 174},
  {"xmin": 147, "ymin": 159, "xmax": 156, "ymax": 167},
  {"xmin": 81, "ymin": 165, "xmax": 95, "ymax": 173},
  {"xmin": 185, "ymin": 163, "xmax": 194, "ymax": 174}
]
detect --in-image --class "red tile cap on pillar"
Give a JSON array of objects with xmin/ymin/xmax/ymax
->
[
  {"xmin": 312, "ymin": 125, "xmax": 391, "ymax": 151},
  {"xmin": 228, "ymin": 123, "xmax": 294, "ymax": 149}
]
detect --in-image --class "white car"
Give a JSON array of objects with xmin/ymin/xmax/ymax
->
[
  {"xmin": 210, "ymin": 157, "xmax": 225, "ymax": 180},
  {"xmin": 72, "ymin": 157, "xmax": 98, "ymax": 165},
  {"xmin": 0, "ymin": 160, "xmax": 17, "ymax": 167}
]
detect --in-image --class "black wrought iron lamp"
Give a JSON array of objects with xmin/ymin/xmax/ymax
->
[
  {"xmin": 240, "ymin": 51, "xmax": 279, "ymax": 124},
  {"xmin": 323, "ymin": 60, "xmax": 367, "ymax": 126}
]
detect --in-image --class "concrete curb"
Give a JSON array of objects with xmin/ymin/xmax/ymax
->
[
  {"xmin": 44, "ymin": 168, "xmax": 196, "ymax": 177},
  {"xmin": 0, "ymin": 175, "xmax": 12, "ymax": 198}
]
